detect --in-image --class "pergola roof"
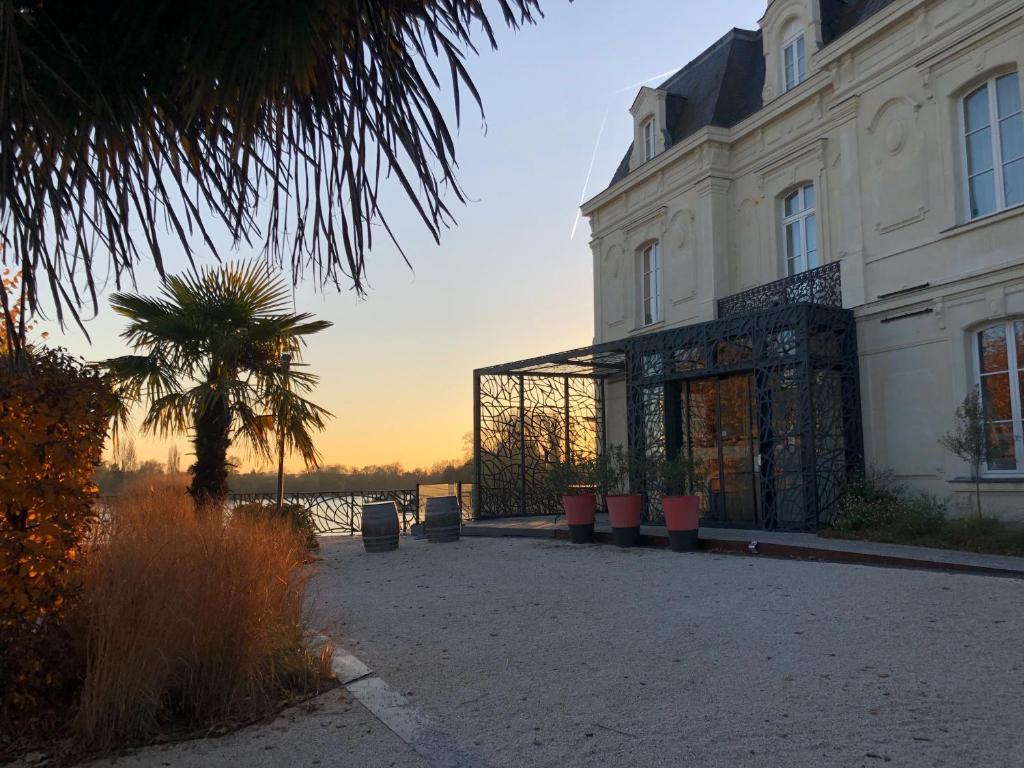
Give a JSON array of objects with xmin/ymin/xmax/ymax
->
[{"xmin": 475, "ymin": 339, "xmax": 627, "ymax": 379}]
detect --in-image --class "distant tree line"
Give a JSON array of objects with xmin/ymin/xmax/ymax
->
[{"xmin": 94, "ymin": 442, "xmax": 472, "ymax": 496}]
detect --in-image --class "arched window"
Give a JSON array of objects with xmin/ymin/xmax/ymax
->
[
  {"xmin": 638, "ymin": 241, "xmax": 661, "ymax": 326},
  {"xmin": 962, "ymin": 71, "xmax": 1023, "ymax": 219},
  {"xmin": 782, "ymin": 23, "xmax": 806, "ymax": 92},
  {"xmin": 642, "ymin": 117, "xmax": 657, "ymax": 162},
  {"xmin": 976, "ymin": 321, "xmax": 1024, "ymax": 473},
  {"xmin": 782, "ymin": 183, "xmax": 817, "ymax": 275}
]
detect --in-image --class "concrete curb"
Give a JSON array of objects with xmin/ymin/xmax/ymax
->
[
  {"xmin": 462, "ymin": 524, "xmax": 1024, "ymax": 578},
  {"xmin": 324, "ymin": 643, "xmax": 494, "ymax": 768}
]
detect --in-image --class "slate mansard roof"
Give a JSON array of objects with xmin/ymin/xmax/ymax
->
[{"xmin": 607, "ymin": 0, "xmax": 896, "ymax": 188}]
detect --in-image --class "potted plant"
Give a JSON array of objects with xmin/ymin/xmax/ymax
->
[
  {"xmin": 652, "ymin": 451, "xmax": 706, "ymax": 552},
  {"xmin": 545, "ymin": 457, "xmax": 597, "ymax": 544},
  {"xmin": 597, "ymin": 445, "xmax": 644, "ymax": 547}
]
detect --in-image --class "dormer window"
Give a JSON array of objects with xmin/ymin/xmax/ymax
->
[
  {"xmin": 642, "ymin": 118, "xmax": 657, "ymax": 162},
  {"xmin": 782, "ymin": 27, "xmax": 807, "ymax": 92}
]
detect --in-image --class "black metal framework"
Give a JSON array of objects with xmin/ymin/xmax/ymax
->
[
  {"xmin": 717, "ymin": 262, "xmax": 842, "ymax": 318},
  {"xmin": 474, "ymin": 276, "xmax": 863, "ymax": 531},
  {"xmin": 473, "ymin": 346, "xmax": 619, "ymax": 518}
]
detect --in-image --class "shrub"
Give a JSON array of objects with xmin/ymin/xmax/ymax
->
[
  {"xmin": 830, "ymin": 469, "xmax": 947, "ymax": 536},
  {"xmin": 232, "ymin": 501, "xmax": 320, "ymax": 553},
  {"xmin": 74, "ymin": 478, "xmax": 318, "ymax": 749},
  {"xmin": 0, "ymin": 348, "xmax": 112, "ymax": 731},
  {"xmin": 542, "ymin": 457, "xmax": 596, "ymax": 497}
]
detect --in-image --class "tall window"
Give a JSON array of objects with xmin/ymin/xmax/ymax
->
[
  {"xmin": 976, "ymin": 321, "xmax": 1024, "ymax": 473},
  {"xmin": 783, "ymin": 30, "xmax": 806, "ymax": 91},
  {"xmin": 782, "ymin": 183, "xmax": 817, "ymax": 276},
  {"xmin": 963, "ymin": 72, "xmax": 1023, "ymax": 219},
  {"xmin": 642, "ymin": 118, "xmax": 657, "ymax": 162},
  {"xmin": 640, "ymin": 242, "xmax": 661, "ymax": 327}
]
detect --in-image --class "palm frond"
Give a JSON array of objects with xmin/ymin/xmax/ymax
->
[{"xmin": 0, "ymin": 0, "xmax": 546, "ymax": 345}]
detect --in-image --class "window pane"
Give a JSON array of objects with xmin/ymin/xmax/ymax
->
[
  {"xmin": 796, "ymin": 37, "xmax": 806, "ymax": 82},
  {"xmin": 786, "ymin": 221, "xmax": 802, "ymax": 258},
  {"xmin": 979, "ymin": 325, "xmax": 1009, "ymax": 372},
  {"xmin": 970, "ymin": 170, "xmax": 997, "ymax": 218},
  {"xmin": 985, "ymin": 422, "xmax": 1017, "ymax": 470},
  {"xmin": 964, "ymin": 85, "xmax": 991, "ymax": 133},
  {"xmin": 784, "ymin": 46, "xmax": 795, "ymax": 89},
  {"xmin": 1004, "ymin": 158, "xmax": 1024, "ymax": 208},
  {"xmin": 981, "ymin": 373, "xmax": 1014, "ymax": 420},
  {"xmin": 784, "ymin": 191, "xmax": 800, "ymax": 217},
  {"xmin": 1015, "ymin": 321, "xmax": 1024, "ymax": 367},
  {"xmin": 966, "ymin": 127, "xmax": 994, "ymax": 174},
  {"xmin": 805, "ymin": 214, "xmax": 817, "ymax": 264},
  {"xmin": 996, "ymin": 73, "xmax": 1021, "ymax": 119},
  {"xmin": 1001, "ymin": 113, "xmax": 1024, "ymax": 161},
  {"xmin": 803, "ymin": 183, "xmax": 815, "ymax": 210}
]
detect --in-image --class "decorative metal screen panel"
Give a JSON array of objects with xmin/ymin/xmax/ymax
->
[
  {"xmin": 717, "ymin": 262, "xmax": 842, "ymax": 319},
  {"xmin": 476, "ymin": 373, "xmax": 603, "ymax": 518}
]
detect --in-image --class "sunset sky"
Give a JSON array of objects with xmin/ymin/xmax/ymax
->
[{"xmin": 50, "ymin": 0, "xmax": 765, "ymax": 472}]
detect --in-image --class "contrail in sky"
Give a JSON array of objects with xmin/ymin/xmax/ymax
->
[{"xmin": 569, "ymin": 68, "xmax": 680, "ymax": 241}]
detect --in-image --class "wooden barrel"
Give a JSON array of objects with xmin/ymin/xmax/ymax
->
[
  {"xmin": 424, "ymin": 496, "xmax": 461, "ymax": 543},
  {"xmin": 361, "ymin": 501, "xmax": 399, "ymax": 553}
]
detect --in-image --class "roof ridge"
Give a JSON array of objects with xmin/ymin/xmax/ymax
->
[{"xmin": 657, "ymin": 27, "xmax": 761, "ymax": 92}]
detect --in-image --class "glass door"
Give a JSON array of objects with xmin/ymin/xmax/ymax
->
[{"xmin": 681, "ymin": 373, "xmax": 761, "ymax": 527}]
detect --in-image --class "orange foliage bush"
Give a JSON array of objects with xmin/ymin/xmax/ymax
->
[{"xmin": 0, "ymin": 348, "xmax": 113, "ymax": 729}]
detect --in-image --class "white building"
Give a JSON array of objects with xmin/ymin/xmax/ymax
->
[{"xmin": 475, "ymin": 0, "xmax": 1024, "ymax": 527}]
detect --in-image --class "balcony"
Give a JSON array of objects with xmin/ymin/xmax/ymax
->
[{"xmin": 717, "ymin": 262, "xmax": 842, "ymax": 319}]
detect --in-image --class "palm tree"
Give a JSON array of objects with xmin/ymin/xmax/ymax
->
[{"xmin": 104, "ymin": 262, "xmax": 332, "ymax": 509}]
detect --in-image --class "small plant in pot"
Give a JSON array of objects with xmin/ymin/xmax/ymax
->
[
  {"xmin": 597, "ymin": 446, "xmax": 644, "ymax": 548},
  {"xmin": 545, "ymin": 457, "xmax": 597, "ymax": 543},
  {"xmin": 652, "ymin": 452, "xmax": 706, "ymax": 552}
]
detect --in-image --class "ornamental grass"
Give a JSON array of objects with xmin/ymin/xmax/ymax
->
[{"xmin": 75, "ymin": 476, "xmax": 319, "ymax": 750}]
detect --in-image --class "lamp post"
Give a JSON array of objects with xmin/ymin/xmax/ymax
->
[{"xmin": 275, "ymin": 352, "xmax": 292, "ymax": 516}]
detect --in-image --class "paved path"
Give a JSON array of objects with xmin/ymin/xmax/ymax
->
[
  {"xmin": 312, "ymin": 536, "xmax": 1024, "ymax": 768},
  {"xmin": 80, "ymin": 687, "xmax": 428, "ymax": 768}
]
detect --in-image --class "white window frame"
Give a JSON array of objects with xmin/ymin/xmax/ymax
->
[
  {"xmin": 961, "ymin": 71, "xmax": 1024, "ymax": 221},
  {"xmin": 782, "ymin": 183, "xmax": 817, "ymax": 276},
  {"xmin": 782, "ymin": 30, "xmax": 806, "ymax": 92},
  {"xmin": 639, "ymin": 242, "xmax": 661, "ymax": 327},
  {"xmin": 642, "ymin": 117, "xmax": 657, "ymax": 162},
  {"xmin": 974, "ymin": 321, "xmax": 1024, "ymax": 476}
]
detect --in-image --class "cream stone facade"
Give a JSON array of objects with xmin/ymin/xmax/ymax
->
[{"xmin": 582, "ymin": 0, "xmax": 1024, "ymax": 520}]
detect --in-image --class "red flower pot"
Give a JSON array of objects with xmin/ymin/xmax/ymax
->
[
  {"xmin": 663, "ymin": 495, "xmax": 700, "ymax": 552},
  {"xmin": 606, "ymin": 494, "xmax": 642, "ymax": 547},
  {"xmin": 562, "ymin": 493, "xmax": 596, "ymax": 543}
]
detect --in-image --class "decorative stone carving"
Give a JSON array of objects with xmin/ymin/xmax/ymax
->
[
  {"xmin": 602, "ymin": 243, "xmax": 626, "ymax": 327},
  {"xmin": 883, "ymin": 119, "xmax": 907, "ymax": 156},
  {"xmin": 667, "ymin": 209, "xmax": 697, "ymax": 304},
  {"xmin": 866, "ymin": 97, "xmax": 929, "ymax": 234}
]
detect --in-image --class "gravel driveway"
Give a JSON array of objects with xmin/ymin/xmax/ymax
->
[{"xmin": 311, "ymin": 536, "xmax": 1024, "ymax": 768}]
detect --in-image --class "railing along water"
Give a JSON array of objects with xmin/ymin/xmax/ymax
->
[{"xmin": 228, "ymin": 490, "xmax": 419, "ymax": 535}]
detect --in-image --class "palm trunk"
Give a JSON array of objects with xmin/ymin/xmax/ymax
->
[{"xmin": 189, "ymin": 395, "xmax": 232, "ymax": 512}]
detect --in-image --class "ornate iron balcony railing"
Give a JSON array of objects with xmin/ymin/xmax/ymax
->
[{"xmin": 717, "ymin": 261, "xmax": 842, "ymax": 318}]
